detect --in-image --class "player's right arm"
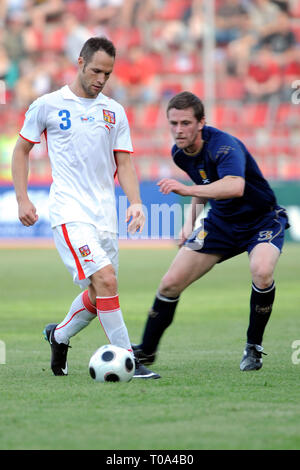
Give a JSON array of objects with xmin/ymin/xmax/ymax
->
[
  {"xmin": 177, "ymin": 196, "xmax": 207, "ymax": 247},
  {"xmin": 11, "ymin": 136, "xmax": 39, "ymax": 226}
]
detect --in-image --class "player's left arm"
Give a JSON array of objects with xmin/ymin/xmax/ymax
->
[
  {"xmin": 115, "ymin": 151, "xmax": 145, "ymax": 234},
  {"xmin": 158, "ymin": 175, "xmax": 245, "ymax": 199},
  {"xmin": 159, "ymin": 139, "xmax": 246, "ymax": 199}
]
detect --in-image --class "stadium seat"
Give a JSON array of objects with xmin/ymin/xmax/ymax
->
[
  {"xmin": 275, "ymin": 103, "xmax": 300, "ymax": 126},
  {"xmin": 135, "ymin": 104, "xmax": 164, "ymax": 130},
  {"xmin": 212, "ymin": 104, "xmax": 239, "ymax": 128},
  {"xmin": 241, "ymin": 103, "xmax": 269, "ymax": 128},
  {"xmin": 216, "ymin": 77, "xmax": 246, "ymax": 101},
  {"xmin": 279, "ymin": 160, "xmax": 300, "ymax": 179},
  {"xmin": 191, "ymin": 79, "xmax": 204, "ymax": 97},
  {"xmin": 111, "ymin": 27, "xmax": 142, "ymax": 49}
]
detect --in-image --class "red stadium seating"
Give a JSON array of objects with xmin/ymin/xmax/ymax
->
[
  {"xmin": 191, "ymin": 79, "xmax": 204, "ymax": 97},
  {"xmin": 212, "ymin": 104, "xmax": 239, "ymax": 128},
  {"xmin": 154, "ymin": 0, "xmax": 190, "ymax": 21},
  {"xmin": 291, "ymin": 2, "xmax": 300, "ymax": 18},
  {"xmin": 216, "ymin": 77, "xmax": 246, "ymax": 101},
  {"xmin": 275, "ymin": 103, "xmax": 300, "ymax": 126},
  {"xmin": 139, "ymin": 104, "xmax": 162, "ymax": 129},
  {"xmin": 241, "ymin": 103, "xmax": 269, "ymax": 128}
]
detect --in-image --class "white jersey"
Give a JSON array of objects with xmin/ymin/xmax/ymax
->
[{"xmin": 20, "ymin": 85, "xmax": 133, "ymax": 233}]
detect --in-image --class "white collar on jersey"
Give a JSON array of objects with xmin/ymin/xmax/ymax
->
[{"xmin": 61, "ymin": 85, "xmax": 110, "ymax": 105}]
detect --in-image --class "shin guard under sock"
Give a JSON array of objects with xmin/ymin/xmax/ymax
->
[
  {"xmin": 247, "ymin": 281, "xmax": 275, "ymax": 345},
  {"xmin": 141, "ymin": 292, "xmax": 179, "ymax": 354}
]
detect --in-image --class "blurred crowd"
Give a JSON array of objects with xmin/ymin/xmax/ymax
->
[{"xmin": 0, "ymin": 0, "xmax": 300, "ymax": 181}]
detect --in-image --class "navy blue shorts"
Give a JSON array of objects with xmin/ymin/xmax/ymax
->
[{"xmin": 185, "ymin": 206, "xmax": 289, "ymax": 261}]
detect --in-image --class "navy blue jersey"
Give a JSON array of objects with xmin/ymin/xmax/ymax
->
[{"xmin": 172, "ymin": 125, "xmax": 277, "ymax": 221}]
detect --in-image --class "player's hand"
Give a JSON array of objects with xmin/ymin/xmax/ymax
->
[
  {"xmin": 176, "ymin": 225, "xmax": 191, "ymax": 249},
  {"xmin": 126, "ymin": 203, "xmax": 145, "ymax": 235},
  {"xmin": 18, "ymin": 199, "xmax": 39, "ymax": 227},
  {"xmin": 158, "ymin": 178, "xmax": 190, "ymax": 196},
  {"xmin": 176, "ymin": 231, "xmax": 187, "ymax": 249}
]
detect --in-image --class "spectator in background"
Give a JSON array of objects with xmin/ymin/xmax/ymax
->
[
  {"xmin": 227, "ymin": 1, "xmax": 297, "ymax": 103},
  {"xmin": 14, "ymin": 56, "xmax": 58, "ymax": 109},
  {"xmin": 0, "ymin": 44, "xmax": 19, "ymax": 97},
  {"xmin": 2, "ymin": 0, "xmax": 27, "ymax": 20},
  {"xmin": 25, "ymin": 0, "xmax": 64, "ymax": 17},
  {"xmin": 86, "ymin": 0, "xmax": 123, "ymax": 26},
  {"xmin": 64, "ymin": 0, "xmax": 89, "ymax": 22},
  {"xmin": 271, "ymin": 0, "xmax": 290, "ymax": 13},
  {"xmin": 153, "ymin": 18, "xmax": 187, "ymax": 52},
  {"xmin": 120, "ymin": 0, "xmax": 154, "ymax": 29},
  {"xmin": 22, "ymin": 7, "xmax": 46, "ymax": 55},
  {"xmin": 244, "ymin": 47, "xmax": 282, "ymax": 102},
  {"xmin": 226, "ymin": 0, "xmax": 284, "ymax": 77},
  {"xmin": 62, "ymin": 12, "xmax": 91, "ymax": 64},
  {"xmin": 22, "ymin": 6, "xmax": 65, "ymax": 56},
  {"xmin": 49, "ymin": 51, "xmax": 77, "ymax": 89},
  {"xmin": 245, "ymin": 0, "xmax": 281, "ymax": 36},
  {"xmin": 215, "ymin": 0, "xmax": 249, "ymax": 46},
  {"xmin": 185, "ymin": 0, "xmax": 204, "ymax": 46},
  {"xmin": 2, "ymin": 12, "xmax": 26, "ymax": 64},
  {"xmin": 113, "ymin": 44, "xmax": 160, "ymax": 104},
  {"xmin": 257, "ymin": 11, "xmax": 296, "ymax": 56}
]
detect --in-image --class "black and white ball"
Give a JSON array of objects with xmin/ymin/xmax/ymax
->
[{"xmin": 89, "ymin": 345, "xmax": 135, "ymax": 382}]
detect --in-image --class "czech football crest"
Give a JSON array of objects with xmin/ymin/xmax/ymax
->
[
  {"xmin": 79, "ymin": 245, "xmax": 91, "ymax": 257},
  {"xmin": 103, "ymin": 109, "xmax": 116, "ymax": 124}
]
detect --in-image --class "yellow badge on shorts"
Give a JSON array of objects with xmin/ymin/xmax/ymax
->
[{"xmin": 197, "ymin": 230, "xmax": 207, "ymax": 240}]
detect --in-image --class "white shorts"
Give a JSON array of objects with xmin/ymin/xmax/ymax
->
[{"xmin": 52, "ymin": 222, "xmax": 119, "ymax": 289}]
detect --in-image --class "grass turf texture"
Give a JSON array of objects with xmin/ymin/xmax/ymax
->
[{"xmin": 0, "ymin": 243, "xmax": 299, "ymax": 450}]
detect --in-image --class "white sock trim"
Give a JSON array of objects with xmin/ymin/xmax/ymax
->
[{"xmin": 156, "ymin": 291, "xmax": 180, "ymax": 302}]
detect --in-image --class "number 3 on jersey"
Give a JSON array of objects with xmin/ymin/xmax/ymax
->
[{"xmin": 59, "ymin": 110, "xmax": 71, "ymax": 130}]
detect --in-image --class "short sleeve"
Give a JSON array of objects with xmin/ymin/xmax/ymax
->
[
  {"xmin": 113, "ymin": 106, "xmax": 133, "ymax": 153},
  {"xmin": 213, "ymin": 137, "xmax": 246, "ymax": 179},
  {"xmin": 19, "ymin": 97, "xmax": 46, "ymax": 144}
]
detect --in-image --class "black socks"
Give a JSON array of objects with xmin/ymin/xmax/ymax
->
[
  {"xmin": 140, "ymin": 281, "xmax": 276, "ymax": 354},
  {"xmin": 247, "ymin": 281, "xmax": 276, "ymax": 345},
  {"xmin": 140, "ymin": 293, "xmax": 180, "ymax": 354}
]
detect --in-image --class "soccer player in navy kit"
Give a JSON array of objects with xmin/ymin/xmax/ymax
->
[{"xmin": 133, "ymin": 91, "xmax": 289, "ymax": 371}]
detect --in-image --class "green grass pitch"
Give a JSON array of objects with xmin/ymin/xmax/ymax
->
[{"xmin": 0, "ymin": 242, "xmax": 300, "ymax": 450}]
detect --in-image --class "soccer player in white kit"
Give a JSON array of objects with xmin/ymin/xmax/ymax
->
[{"xmin": 11, "ymin": 37, "xmax": 160, "ymax": 379}]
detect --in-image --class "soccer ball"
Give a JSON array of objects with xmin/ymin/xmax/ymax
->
[{"xmin": 89, "ymin": 344, "xmax": 135, "ymax": 383}]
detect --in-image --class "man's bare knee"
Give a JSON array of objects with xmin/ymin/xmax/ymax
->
[
  {"xmin": 90, "ymin": 265, "xmax": 118, "ymax": 297},
  {"xmin": 252, "ymin": 266, "xmax": 274, "ymax": 289},
  {"xmin": 159, "ymin": 273, "xmax": 182, "ymax": 298}
]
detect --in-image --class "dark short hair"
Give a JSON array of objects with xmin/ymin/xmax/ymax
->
[
  {"xmin": 167, "ymin": 91, "xmax": 205, "ymax": 121},
  {"xmin": 79, "ymin": 37, "xmax": 116, "ymax": 65}
]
